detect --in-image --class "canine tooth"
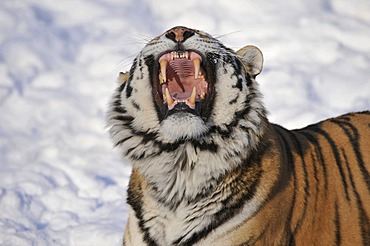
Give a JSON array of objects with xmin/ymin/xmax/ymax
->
[
  {"xmin": 163, "ymin": 94, "xmax": 167, "ymax": 101},
  {"xmin": 200, "ymin": 91, "xmax": 206, "ymax": 100},
  {"xmin": 165, "ymin": 88, "xmax": 174, "ymax": 106},
  {"xmin": 160, "ymin": 59, "xmax": 168, "ymax": 83},
  {"xmin": 193, "ymin": 58, "xmax": 200, "ymax": 79},
  {"xmin": 189, "ymin": 87, "xmax": 197, "ymax": 105}
]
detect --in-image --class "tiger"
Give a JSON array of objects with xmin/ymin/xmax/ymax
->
[{"xmin": 107, "ymin": 26, "xmax": 370, "ymax": 245}]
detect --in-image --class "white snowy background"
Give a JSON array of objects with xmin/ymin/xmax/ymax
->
[{"xmin": 1, "ymin": 0, "xmax": 370, "ymax": 245}]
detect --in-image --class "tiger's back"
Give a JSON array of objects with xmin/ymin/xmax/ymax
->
[{"xmin": 269, "ymin": 112, "xmax": 370, "ymax": 245}]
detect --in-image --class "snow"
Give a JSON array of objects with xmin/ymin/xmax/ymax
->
[{"xmin": 1, "ymin": 0, "xmax": 369, "ymax": 245}]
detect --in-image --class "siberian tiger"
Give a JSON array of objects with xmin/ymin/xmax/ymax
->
[{"xmin": 107, "ymin": 26, "xmax": 370, "ymax": 245}]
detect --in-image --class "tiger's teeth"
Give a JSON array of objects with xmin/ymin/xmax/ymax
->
[
  {"xmin": 165, "ymin": 88, "xmax": 174, "ymax": 107},
  {"xmin": 160, "ymin": 59, "xmax": 168, "ymax": 83},
  {"xmin": 185, "ymin": 52, "xmax": 189, "ymax": 59},
  {"xmin": 200, "ymin": 91, "xmax": 206, "ymax": 100},
  {"xmin": 159, "ymin": 73, "xmax": 164, "ymax": 84},
  {"xmin": 193, "ymin": 58, "xmax": 200, "ymax": 79},
  {"xmin": 189, "ymin": 87, "xmax": 197, "ymax": 105}
]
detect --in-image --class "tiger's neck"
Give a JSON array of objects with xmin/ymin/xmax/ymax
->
[
  {"xmin": 132, "ymin": 121, "xmax": 271, "ymax": 209},
  {"xmin": 132, "ymin": 142, "xmax": 225, "ymax": 207}
]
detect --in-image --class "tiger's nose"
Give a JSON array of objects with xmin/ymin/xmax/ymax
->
[{"xmin": 165, "ymin": 26, "xmax": 195, "ymax": 43}]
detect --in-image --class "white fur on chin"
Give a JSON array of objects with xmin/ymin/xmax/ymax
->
[{"xmin": 159, "ymin": 112, "xmax": 209, "ymax": 142}]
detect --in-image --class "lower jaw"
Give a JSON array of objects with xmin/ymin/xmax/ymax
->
[
  {"xmin": 166, "ymin": 102, "xmax": 199, "ymax": 115},
  {"xmin": 167, "ymin": 99, "xmax": 195, "ymax": 110}
]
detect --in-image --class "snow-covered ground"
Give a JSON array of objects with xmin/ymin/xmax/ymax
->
[{"xmin": 1, "ymin": 0, "xmax": 369, "ymax": 245}]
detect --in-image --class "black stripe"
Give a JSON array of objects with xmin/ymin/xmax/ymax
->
[
  {"xmin": 274, "ymin": 126, "xmax": 296, "ymax": 243},
  {"xmin": 125, "ymin": 146, "xmax": 136, "ymax": 156},
  {"xmin": 341, "ymin": 149, "xmax": 370, "ymax": 244},
  {"xmin": 353, "ymin": 110, "xmax": 370, "ymax": 116},
  {"xmin": 132, "ymin": 101, "xmax": 140, "ymax": 110},
  {"xmin": 115, "ymin": 136, "xmax": 133, "ymax": 147},
  {"xmin": 113, "ymin": 106, "xmax": 127, "ymax": 114},
  {"xmin": 289, "ymin": 131, "xmax": 310, "ymax": 235},
  {"xmin": 231, "ymin": 56, "xmax": 245, "ymax": 90},
  {"xmin": 111, "ymin": 115, "xmax": 134, "ymax": 122},
  {"xmin": 121, "ymin": 130, "xmax": 219, "ymax": 161},
  {"xmin": 125, "ymin": 58, "xmax": 138, "ymax": 99},
  {"xmin": 118, "ymin": 79, "xmax": 127, "ymax": 92},
  {"xmin": 299, "ymin": 130, "xmax": 329, "ymax": 196},
  {"xmin": 275, "ymin": 126, "xmax": 311, "ymax": 237},
  {"xmin": 154, "ymin": 140, "xmax": 183, "ymax": 152},
  {"xmin": 309, "ymin": 152, "xmax": 320, "ymax": 212},
  {"xmin": 229, "ymin": 94, "xmax": 239, "ymax": 104},
  {"xmin": 127, "ymin": 181, "xmax": 158, "ymax": 246},
  {"xmin": 306, "ymin": 127, "xmax": 350, "ymax": 201},
  {"xmin": 191, "ymin": 139, "xmax": 218, "ymax": 153},
  {"xmin": 125, "ymin": 82, "xmax": 133, "ymax": 98},
  {"xmin": 330, "ymin": 118, "xmax": 370, "ymax": 192},
  {"xmin": 232, "ymin": 75, "xmax": 243, "ymax": 91}
]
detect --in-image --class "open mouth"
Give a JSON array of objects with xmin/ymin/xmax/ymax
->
[{"xmin": 157, "ymin": 51, "xmax": 209, "ymax": 111}]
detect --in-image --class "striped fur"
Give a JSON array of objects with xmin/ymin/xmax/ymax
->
[{"xmin": 107, "ymin": 27, "xmax": 370, "ymax": 245}]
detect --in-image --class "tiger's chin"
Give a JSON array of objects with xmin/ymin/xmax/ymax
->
[{"xmin": 159, "ymin": 111, "xmax": 209, "ymax": 141}]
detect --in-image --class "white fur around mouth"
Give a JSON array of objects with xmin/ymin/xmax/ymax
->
[{"xmin": 158, "ymin": 51, "xmax": 208, "ymax": 110}]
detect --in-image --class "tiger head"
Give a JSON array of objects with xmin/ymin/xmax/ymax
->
[{"xmin": 108, "ymin": 26, "xmax": 267, "ymax": 166}]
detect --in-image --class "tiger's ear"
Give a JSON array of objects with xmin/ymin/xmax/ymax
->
[
  {"xmin": 236, "ymin": 45, "xmax": 263, "ymax": 78},
  {"xmin": 117, "ymin": 71, "xmax": 130, "ymax": 85}
]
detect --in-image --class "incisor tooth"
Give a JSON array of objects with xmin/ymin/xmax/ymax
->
[
  {"xmin": 165, "ymin": 88, "xmax": 174, "ymax": 106},
  {"xmin": 193, "ymin": 58, "xmax": 200, "ymax": 79},
  {"xmin": 185, "ymin": 52, "xmax": 189, "ymax": 59},
  {"xmin": 160, "ymin": 60, "xmax": 168, "ymax": 83},
  {"xmin": 189, "ymin": 87, "xmax": 197, "ymax": 105}
]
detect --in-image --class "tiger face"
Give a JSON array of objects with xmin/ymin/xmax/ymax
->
[
  {"xmin": 109, "ymin": 26, "xmax": 266, "ymax": 161},
  {"xmin": 108, "ymin": 27, "xmax": 272, "ymax": 244}
]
